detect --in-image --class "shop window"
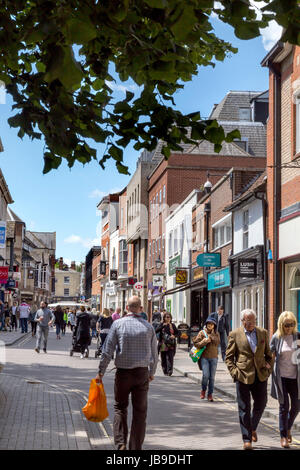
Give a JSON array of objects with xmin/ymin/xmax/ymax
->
[{"xmin": 212, "ymin": 215, "xmax": 232, "ymax": 249}]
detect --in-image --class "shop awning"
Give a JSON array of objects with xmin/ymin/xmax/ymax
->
[{"xmin": 164, "ymin": 278, "xmax": 206, "ymax": 296}]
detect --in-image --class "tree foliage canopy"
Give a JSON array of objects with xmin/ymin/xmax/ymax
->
[{"xmin": 1, "ymin": 0, "xmax": 299, "ymax": 174}]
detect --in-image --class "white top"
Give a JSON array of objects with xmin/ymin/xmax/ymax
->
[
  {"xmin": 279, "ymin": 335, "xmax": 297, "ymax": 379},
  {"xmin": 19, "ymin": 303, "xmax": 30, "ymax": 319}
]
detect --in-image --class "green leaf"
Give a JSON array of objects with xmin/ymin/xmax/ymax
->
[
  {"xmin": 162, "ymin": 146, "xmax": 171, "ymax": 158},
  {"xmin": 65, "ymin": 18, "xmax": 98, "ymax": 44},
  {"xmin": 234, "ymin": 21, "xmax": 260, "ymax": 40},
  {"xmin": 144, "ymin": 0, "xmax": 166, "ymax": 8}
]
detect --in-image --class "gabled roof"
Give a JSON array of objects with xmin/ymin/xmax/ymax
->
[
  {"xmin": 7, "ymin": 207, "xmax": 24, "ymax": 223},
  {"xmin": 209, "ymin": 91, "xmax": 263, "ymax": 121},
  {"xmin": 224, "ymin": 171, "xmax": 266, "ymax": 212}
]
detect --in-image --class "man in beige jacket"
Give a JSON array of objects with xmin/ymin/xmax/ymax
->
[{"xmin": 225, "ymin": 309, "xmax": 274, "ymax": 450}]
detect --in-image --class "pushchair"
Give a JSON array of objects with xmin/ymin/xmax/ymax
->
[{"xmin": 69, "ymin": 329, "xmax": 89, "ymax": 357}]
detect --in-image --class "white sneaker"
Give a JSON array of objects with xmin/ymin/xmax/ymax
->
[{"xmin": 80, "ymin": 354, "xmax": 84, "ymax": 359}]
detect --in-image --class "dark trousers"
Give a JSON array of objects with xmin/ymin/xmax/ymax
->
[
  {"xmin": 20, "ymin": 318, "xmax": 28, "ymax": 333},
  {"xmin": 31, "ymin": 321, "xmax": 37, "ymax": 335},
  {"xmin": 160, "ymin": 350, "xmax": 175, "ymax": 375},
  {"xmin": 236, "ymin": 375, "xmax": 268, "ymax": 442},
  {"xmin": 279, "ymin": 377, "xmax": 300, "ymax": 438},
  {"xmin": 114, "ymin": 367, "xmax": 149, "ymax": 450},
  {"xmin": 11, "ymin": 316, "xmax": 18, "ymax": 330},
  {"xmin": 218, "ymin": 330, "xmax": 228, "ymax": 361}
]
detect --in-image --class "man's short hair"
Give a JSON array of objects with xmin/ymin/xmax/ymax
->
[
  {"xmin": 241, "ymin": 309, "xmax": 257, "ymax": 321},
  {"xmin": 128, "ymin": 296, "xmax": 141, "ymax": 312},
  {"xmin": 218, "ymin": 305, "xmax": 224, "ymax": 310}
]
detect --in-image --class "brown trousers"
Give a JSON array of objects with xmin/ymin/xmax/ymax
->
[{"xmin": 113, "ymin": 367, "xmax": 149, "ymax": 450}]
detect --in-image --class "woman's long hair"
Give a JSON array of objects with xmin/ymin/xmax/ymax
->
[{"xmin": 276, "ymin": 311, "xmax": 298, "ymax": 338}]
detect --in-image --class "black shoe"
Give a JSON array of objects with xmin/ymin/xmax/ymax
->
[
  {"xmin": 35, "ymin": 348, "xmax": 40, "ymax": 353},
  {"xmin": 43, "ymin": 349, "xmax": 47, "ymax": 353}
]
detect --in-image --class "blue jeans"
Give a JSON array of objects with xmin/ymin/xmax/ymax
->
[
  {"xmin": 201, "ymin": 357, "xmax": 218, "ymax": 395},
  {"xmin": 279, "ymin": 377, "xmax": 300, "ymax": 438},
  {"xmin": 20, "ymin": 318, "xmax": 28, "ymax": 333}
]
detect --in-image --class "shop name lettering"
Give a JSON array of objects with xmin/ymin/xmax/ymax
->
[{"xmin": 106, "ymin": 454, "xmax": 193, "ymax": 466}]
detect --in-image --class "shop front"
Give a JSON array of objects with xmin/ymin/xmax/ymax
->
[
  {"xmin": 190, "ymin": 266, "xmax": 207, "ymax": 327},
  {"xmin": 207, "ymin": 266, "xmax": 232, "ymax": 327},
  {"xmin": 284, "ymin": 261, "xmax": 300, "ymax": 330},
  {"xmin": 279, "ymin": 215, "xmax": 300, "ymax": 331},
  {"xmin": 230, "ymin": 245, "xmax": 265, "ymax": 330}
]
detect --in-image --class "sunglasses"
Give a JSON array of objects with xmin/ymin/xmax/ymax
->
[{"xmin": 283, "ymin": 323, "xmax": 295, "ymax": 328}]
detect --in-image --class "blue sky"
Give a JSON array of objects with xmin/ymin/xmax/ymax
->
[{"xmin": 0, "ymin": 13, "xmax": 281, "ymax": 265}]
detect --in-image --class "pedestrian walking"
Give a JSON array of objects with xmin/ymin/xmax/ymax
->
[
  {"xmin": 0, "ymin": 300, "xmax": 4, "ymax": 331},
  {"xmin": 270, "ymin": 311, "xmax": 300, "ymax": 448},
  {"xmin": 10, "ymin": 302, "xmax": 18, "ymax": 331},
  {"xmin": 62, "ymin": 309, "xmax": 68, "ymax": 335},
  {"xmin": 95, "ymin": 296, "xmax": 158, "ymax": 450},
  {"xmin": 211, "ymin": 305, "xmax": 230, "ymax": 361},
  {"xmin": 139, "ymin": 306, "xmax": 148, "ymax": 321},
  {"xmin": 89, "ymin": 309, "xmax": 98, "ymax": 339},
  {"xmin": 19, "ymin": 300, "xmax": 30, "ymax": 333},
  {"xmin": 3, "ymin": 303, "xmax": 11, "ymax": 332},
  {"xmin": 74, "ymin": 306, "xmax": 91, "ymax": 359},
  {"xmin": 112, "ymin": 307, "xmax": 121, "ymax": 321},
  {"xmin": 193, "ymin": 315, "xmax": 220, "ymax": 401},
  {"xmin": 34, "ymin": 301, "xmax": 54, "ymax": 353},
  {"xmin": 54, "ymin": 305, "xmax": 64, "ymax": 339},
  {"xmin": 156, "ymin": 312, "xmax": 178, "ymax": 376},
  {"xmin": 225, "ymin": 309, "xmax": 274, "ymax": 450},
  {"xmin": 69, "ymin": 309, "xmax": 76, "ymax": 331},
  {"xmin": 96, "ymin": 308, "xmax": 113, "ymax": 353},
  {"xmin": 29, "ymin": 304, "xmax": 38, "ymax": 336},
  {"xmin": 152, "ymin": 308, "xmax": 162, "ymax": 323}
]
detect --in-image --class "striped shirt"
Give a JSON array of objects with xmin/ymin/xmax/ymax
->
[{"xmin": 98, "ymin": 313, "xmax": 158, "ymax": 376}]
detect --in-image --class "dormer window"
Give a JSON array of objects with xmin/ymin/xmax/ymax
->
[{"xmin": 239, "ymin": 107, "xmax": 251, "ymax": 121}]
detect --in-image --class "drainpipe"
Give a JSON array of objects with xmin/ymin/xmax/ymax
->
[
  {"xmin": 254, "ymin": 192, "xmax": 268, "ymax": 329},
  {"xmin": 269, "ymin": 63, "xmax": 281, "ymax": 331}
]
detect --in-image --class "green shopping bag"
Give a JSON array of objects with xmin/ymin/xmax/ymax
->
[{"xmin": 189, "ymin": 345, "xmax": 206, "ymax": 362}]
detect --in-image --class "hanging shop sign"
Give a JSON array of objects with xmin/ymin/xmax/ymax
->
[
  {"xmin": 238, "ymin": 259, "xmax": 257, "ymax": 278},
  {"xmin": 134, "ymin": 281, "xmax": 143, "ymax": 291},
  {"xmin": 110, "ymin": 269, "xmax": 118, "ymax": 281},
  {"xmin": 152, "ymin": 275, "xmax": 164, "ymax": 287},
  {"xmin": 0, "ymin": 267, "xmax": 8, "ymax": 284},
  {"xmin": 175, "ymin": 269, "xmax": 188, "ymax": 285},
  {"xmin": 192, "ymin": 266, "xmax": 204, "ymax": 281},
  {"xmin": 28, "ymin": 269, "xmax": 34, "ymax": 279},
  {"xmin": 196, "ymin": 253, "xmax": 221, "ymax": 268},
  {"xmin": 169, "ymin": 255, "xmax": 181, "ymax": 276},
  {"xmin": 100, "ymin": 261, "xmax": 107, "ymax": 275},
  {"xmin": 0, "ymin": 221, "xmax": 6, "ymax": 249}
]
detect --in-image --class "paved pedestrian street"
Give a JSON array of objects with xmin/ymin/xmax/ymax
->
[{"xmin": 1, "ymin": 328, "xmax": 300, "ymax": 451}]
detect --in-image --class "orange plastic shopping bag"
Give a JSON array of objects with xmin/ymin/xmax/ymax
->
[{"xmin": 82, "ymin": 379, "xmax": 109, "ymax": 422}]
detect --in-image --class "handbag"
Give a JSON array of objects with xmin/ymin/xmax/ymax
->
[
  {"xmin": 189, "ymin": 330, "xmax": 208, "ymax": 363},
  {"xmin": 163, "ymin": 324, "xmax": 176, "ymax": 347},
  {"xmin": 82, "ymin": 379, "xmax": 109, "ymax": 422}
]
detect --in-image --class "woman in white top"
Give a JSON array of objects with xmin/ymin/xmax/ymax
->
[{"xmin": 270, "ymin": 311, "xmax": 300, "ymax": 448}]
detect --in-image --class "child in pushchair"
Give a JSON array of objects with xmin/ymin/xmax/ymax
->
[{"xmin": 70, "ymin": 327, "xmax": 90, "ymax": 357}]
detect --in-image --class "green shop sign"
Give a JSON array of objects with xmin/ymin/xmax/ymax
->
[{"xmin": 169, "ymin": 255, "xmax": 181, "ymax": 276}]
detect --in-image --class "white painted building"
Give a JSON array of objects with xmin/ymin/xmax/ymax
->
[
  {"xmin": 165, "ymin": 190, "xmax": 201, "ymax": 324},
  {"xmin": 225, "ymin": 173, "xmax": 266, "ymax": 330}
]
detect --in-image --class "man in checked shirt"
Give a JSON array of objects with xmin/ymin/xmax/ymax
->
[{"xmin": 95, "ymin": 296, "xmax": 158, "ymax": 450}]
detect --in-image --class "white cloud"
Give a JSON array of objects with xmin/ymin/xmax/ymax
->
[
  {"xmin": 250, "ymin": 1, "xmax": 282, "ymax": 51},
  {"xmin": 64, "ymin": 235, "xmax": 99, "ymax": 249},
  {"xmin": 105, "ymin": 80, "xmax": 138, "ymax": 94},
  {"xmin": 260, "ymin": 21, "xmax": 283, "ymax": 52},
  {"xmin": 88, "ymin": 187, "xmax": 122, "ymax": 199}
]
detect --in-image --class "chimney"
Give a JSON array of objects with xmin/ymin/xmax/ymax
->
[
  {"xmin": 71, "ymin": 261, "xmax": 76, "ymax": 271},
  {"xmin": 59, "ymin": 257, "xmax": 63, "ymax": 270}
]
